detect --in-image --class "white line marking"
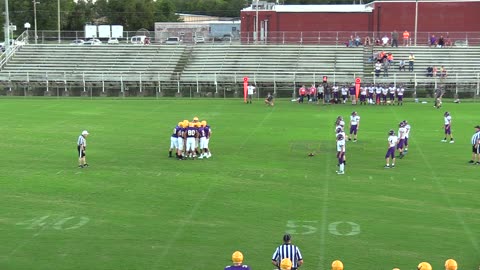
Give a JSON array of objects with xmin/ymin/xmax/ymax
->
[
  {"xmin": 238, "ymin": 107, "xmax": 275, "ymax": 149},
  {"xmin": 157, "ymin": 172, "xmax": 162, "ymax": 176},
  {"xmin": 8, "ymin": 224, "xmax": 48, "ymax": 258},
  {"xmin": 56, "ymin": 170, "xmax": 64, "ymax": 175},
  {"xmin": 151, "ymin": 182, "xmax": 215, "ymax": 269},
  {"xmin": 317, "ymin": 145, "xmax": 331, "ymax": 269}
]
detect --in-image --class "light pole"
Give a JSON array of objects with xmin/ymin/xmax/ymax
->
[
  {"xmin": 24, "ymin": 22, "xmax": 31, "ymax": 43},
  {"xmin": 4, "ymin": 0, "xmax": 10, "ymax": 52},
  {"xmin": 33, "ymin": 0, "xmax": 40, "ymax": 44},
  {"xmin": 255, "ymin": 0, "xmax": 259, "ymax": 43},
  {"xmin": 57, "ymin": 0, "xmax": 61, "ymax": 43}
]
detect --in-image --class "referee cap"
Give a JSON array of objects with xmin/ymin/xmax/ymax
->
[
  {"xmin": 332, "ymin": 260, "xmax": 344, "ymax": 270},
  {"xmin": 283, "ymin": 234, "xmax": 291, "ymax": 242},
  {"xmin": 280, "ymin": 258, "xmax": 292, "ymax": 270},
  {"xmin": 82, "ymin": 130, "xmax": 89, "ymax": 135},
  {"xmin": 417, "ymin": 262, "xmax": 432, "ymax": 270},
  {"xmin": 475, "ymin": 125, "xmax": 480, "ymax": 129},
  {"xmin": 445, "ymin": 259, "xmax": 457, "ymax": 270},
  {"xmin": 231, "ymin": 251, "xmax": 243, "ymax": 263}
]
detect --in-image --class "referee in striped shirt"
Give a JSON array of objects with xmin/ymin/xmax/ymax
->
[
  {"xmin": 272, "ymin": 234, "xmax": 303, "ymax": 270},
  {"xmin": 470, "ymin": 125, "xmax": 480, "ymax": 165},
  {"xmin": 77, "ymin": 130, "xmax": 89, "ymax": 168}
]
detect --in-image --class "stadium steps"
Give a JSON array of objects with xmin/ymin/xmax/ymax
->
[{"xmin": 170, "ymin": 46, "xmax": 193, "ymax": 81}]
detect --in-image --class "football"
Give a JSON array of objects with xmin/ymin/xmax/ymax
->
[{"xmin": 308, "ymin": 152, "xmax": 315, "ymax": 157}]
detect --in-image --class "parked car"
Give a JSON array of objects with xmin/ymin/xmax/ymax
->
[
  {"xmin": 0, "ymin": 42, "xmax": 5, "ymax": 52},
  {"xmin": 194, "ymin": 36, "xmax": 205, "ymax": 44},
  {"xmin": 131, "ymin": 35, "xmax": 147, "ymax": 44},
  {"xmin": 70, "ymin": 39, "xmax": 84, "ymax": 45},
  {"xmin": 84, "ymin": 39, "xmax": 102, "ymax": 45},
  {"xmin": 165, "ymin": 37, "xmax": 181, "ymax": 45},
  {"xmin": 107, "ymin": 38, "xmax": 119, "ymax": 44}
]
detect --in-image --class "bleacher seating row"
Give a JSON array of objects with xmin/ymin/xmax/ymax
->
[{"xmin": 0, "ymin": 44, "xmax": 479, "ymax": 85}]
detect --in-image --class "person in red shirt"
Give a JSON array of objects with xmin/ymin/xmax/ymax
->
[
  {"xmin": 298, "ymin": 85, "xmax": 306, "ymax": 103},
  {"xmin": 309, "ymin": 84, "xmax": 317, "ymax": 103}
]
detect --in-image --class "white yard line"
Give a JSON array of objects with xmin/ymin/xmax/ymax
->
[
  {"xmin": 238, "ymin": 107, "xmax": 275, "ymax": 150},
  {"xmin": 317, "ymin": 142, "xmax": 331, "ymax": 269}
]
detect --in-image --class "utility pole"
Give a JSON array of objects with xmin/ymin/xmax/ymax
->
[{"xmin": 4, "ymin": 0, "xmax": 10, "ymax": 52}]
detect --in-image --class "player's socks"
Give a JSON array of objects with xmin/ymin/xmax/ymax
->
[{"xmin": 339, "ymin": 164, "xmax": 345, "ymax": 172}]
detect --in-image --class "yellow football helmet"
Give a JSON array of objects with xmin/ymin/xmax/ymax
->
[
  {"xmin": 177, "ymin": 122, "xmax": 182, "ymax": 127},
  {"xmin": 280, "ymin": 258, "xmax": 292, "ymax": 270},
  {"xmin": 232, "ymin": 251, "xmax": 243, "ymax": 264},
  {"xmin": 201, "ymin": 120, "xmax": 207, "ymax": 126},
  {"xmin": 188, "ymin": 122, "xmax": 194, "ymax": 127},
  {"xmin": 332, "ymin": 260, "xmax": 344, "ymax": 270},
  {"xmin": 445, "ymin": 259, "xmax": 457, "ymax": 270},
  {"xmin": 193, "ymin": 116, "xmax": 199, "ymax": 122},
  {"xmin": 418, "ymin": 262, "xmax": 432, "ymax": 270}
]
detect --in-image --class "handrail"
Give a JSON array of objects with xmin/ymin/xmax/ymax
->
[{"xmin": 0, "ymin": 31, "xmax": 29, "ymax": 70}]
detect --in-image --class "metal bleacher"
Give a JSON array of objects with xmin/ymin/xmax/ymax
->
[
  {"xmin": 180, "ymin": 44, "xmax": 364, "ymax": 83},
  {"xmin": 0, "ymin": 44, "xmax": 186, "ymax": 83}
]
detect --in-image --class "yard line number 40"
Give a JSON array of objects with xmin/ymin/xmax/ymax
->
[
  {"xmin": 16, "ymin": 215, "xmax": 90, "ymax": 231},
  {"xmin": 286, "ymin": 220, "xmax": 360, "ymax": 236}
]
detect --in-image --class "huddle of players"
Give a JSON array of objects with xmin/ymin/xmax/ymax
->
[
  {"xmin": 335, "ymin": 112, "xmax": 361, "ymax": 175},
  {"xmin": 169, "ymin": 117, "xmax": 212, "ymax": 160},
  {"xmin": 385, "ymin": 120, "xmax": 411, "ymax": 168}
]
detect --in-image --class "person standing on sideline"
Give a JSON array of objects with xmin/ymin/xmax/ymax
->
[
  {"xmin": 272, "ymin": 234, "xmax": 303, "ymax": 270},
  {"xmin": 349, "ymin": 111, "xmax": 360, "ymax": 142},
  {"xmin": 169, "ymin": 122, "xmax": 181, "ymax": 158},
  {"xmin": 469, "ymin": 125, "xmax": 480, "ymax": 164},
  {"xmin": 408, "ymin": 53, "xmax": 415, "ymax": 72},
  {"xmin": 247, "ymin": 84, "xmax": 255, "ymax": 104},
  {"xmin": 225, "ymin": 251, "xmax": 251, "ymax": 270},
  {"xmin": 331, "ymin": 260, "xmax": 344, "ymax": 270},
  {"xmin": 77, "ymin": 130, "xmax": 89, "ymax": 168},
  {"xmin": 385, "ymin": 129, "xmax": 398, "ymax": 168},
  {"xmin": 442, "ymin": 112, "xmax": 454, "ymax": 143}
]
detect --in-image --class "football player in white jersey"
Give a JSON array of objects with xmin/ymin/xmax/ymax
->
[
  {"xmin": 396, "ymin": 85, "xmax": 405, "ymax": 106},
  {"xmin": 385, "ymin": 130, "xmax": 398, "ymax": 168},
  {"xmin": 397, "ymin": 122, "xmax": 407, "ymax": 158},
  {"xmin": 381, "ymin": 85, "xmax": 389, "ymax": 105},
  {"xmin": 442, "ymin": 112, "xmax": 454, "ymax": 143},
  {"xmin": 341, "ymin": 85, "xmax": 348, "ymax": 104},
  {"xmin": 349, "ymin": 111, "xmax": 361, "ymax": 142},
  {"xmin": 359, "ymin": 86, "xmax": 367, "ymax": 105},
  {"xmin": 403, "ymin": 120, "xmax": 411, "ymax": 152},
  {"xmin": 388, "ymin": 84, "xmax": 396, "ymax": 105},
  {"xmin": 375, "ymin": 85, "xmax": 382, "ymax": 105},
  {"xmin": 336, "ymin": 133, "xmax": 346, "ymax": 175}
]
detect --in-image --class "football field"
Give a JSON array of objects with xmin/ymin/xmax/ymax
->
[{"xmin": 0, "ymin": 98, "xmax": 479, "ymax": 270}]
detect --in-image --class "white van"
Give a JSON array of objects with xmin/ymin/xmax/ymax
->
[{"xmin": 130, "ymin": 35, "xmax": 147, "ymax": 44}]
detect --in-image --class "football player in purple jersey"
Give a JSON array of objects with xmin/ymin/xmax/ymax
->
[
  {"xmin": 169, "ymin": 122, "xmax": 182, "ymax": 158},
  {"xmin": 224, "ymin": 251, "xmax": 251, "ymax": 270},
  {"xmin": 184, "ymin": 122, "xmax": 198, "ymax": 159},
  {"xmin": 203, "ymin": 120, "xmax": 212, "ymax": 158}
]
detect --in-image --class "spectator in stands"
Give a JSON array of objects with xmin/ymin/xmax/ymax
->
[
  {"xmin": 364, "ymin": 35, "xmax": 372, "ymax": 46},
  {"xmin": 347, "ymin": 35, "xmax": 355, "ymax": 47},
  {"xmin": 387, "ymin": 53, "xmax": 394, "ymax": 64},
  {"xmin": 408, "ymin": 53, "xmax": 415, "ymax": 72},
  {"xmin": 433, "ymin": 66, "xmax": 438, "ymax": 77},
  {"xmin": 375, "ymin": 61, "xmax": 382, "ymax": 77},
  {"xmin": 429, "ymin": 34, "xmax": 437, "ymax": 47},
  {"xmin": 438, "ymin": 35, "xmax": 445, "ymax": 47},
  {"xmin": 445, "ymin": 35, "xmax": 452, "ymax": 47},
  {"xmin": 391, "ymin": 30, "xmax": 399, "ymax": 47},
  {"xmin": 403, "ymin": 30, "xmax": 410, "ymax": 46},
  {"xmin": 383, "ymin": 60, "xmax": 389, "ymax": 77},
  {"xmin": 354, "ymin": 35, "xmax": 361, "ymax": 47},
  {"xmin": 440, "ymin": 66, "xmax": 447, "ymax": 78},
  {"xmin": 398, "ymin": 59, "xmax": 406, "ymax": 71},
  {"xmin": 426, "ymin": 66, "xmax": 434, "ymax": 77},
  {"xmin": 382, "ymin": 34, "xmax": 390, "ymax": 47}
]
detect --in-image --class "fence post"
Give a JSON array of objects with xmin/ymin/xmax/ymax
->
[
  {"xmin": 46, "ymin": 72, "xmax": 49, "ymax": 92},
  {"xmin": 64, "ymin": 71, "xmax": 67, "ymax": 92},
  {"xmin": 196, "ymin": 74, "xmax": 199, "ymax": 93},
  {"xmin": 393, "ymin": 73, "xmax": 396, "ymax": 87},
  {"xmin": 273, "ymin": 72, "xmax": 277, "ymax": 96},
  {"xmin": 83, "ymin": 72, "xmax": 86, "ymax": 93},
  {"xmin": 413, "ymin": 73, "xmax": 417, "ymax": 98},
  {"xmin": 455, "ymin": 73, "xmax": 458, "ymax": 98},
  {"xmin": 215, "ymin": 73, "xmax": 218, "ymax": 95},
  {"xmin": 139, "ymin": 72, "xmax": 143, "ymax": 93},
  {"xmin": 102, "ymin": 73, "xmax": 105, "ymax": 93}
]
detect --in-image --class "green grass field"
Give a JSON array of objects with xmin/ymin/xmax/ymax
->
[{"xmin": 0, "ymin": 98, "xmax": 479, "ymax": 270}]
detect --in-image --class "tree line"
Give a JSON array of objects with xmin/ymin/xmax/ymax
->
[{"xmin": 1, "ymin": 0, "xmax": 368, "ymax": 38}]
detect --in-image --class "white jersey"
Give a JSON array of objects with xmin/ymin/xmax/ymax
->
[
  {"xmin": 444, "ymin": 115, "xmax": 452, "ymax": 125},
  {"xmin": 360, "ymin": 87, "xmax": 367, "ymax": 95},
  {"xmin": 341, "ymin": 87, "xmax": 348, "ymax": 95},
  {"xmin": 397, "ymin": 88, "xmax": 404, "ymax": 96},
  {"xmin": 335, "ymin": 125, "xmax": 344, "ymax": 133},
  {"xmin": 317, "ymin": 85, "xmax": 324, "ymax": 94},
  {"xmin": 247, "ymin": 85, "xmax": 255, "ymax": 95},
  {"xmin": 332, "ymin": 86, "xmax": 339, "ymax": 93},
  {"xmin": 339, "ymin": 120, "xmax": 345, "ymax": 127},
  {"xmin": 398, "ymin": 127, "xmax": 406, "ymax": 139},
  {"xmin": 375, "ymin": 87, "xmax": 382, "ymax": 94},
  {"xmin": 368, "ymin": 86, "xmax": 375, "ymax": 94},
  {"xmin": 337, "ymin": 139, "xmax": 346, "ymax": 152},
  {"xmin": 389, "ymin": 87, "xmax": 396, "ymax": 94},
  {"xmin": 388, "ymin": 135, "xmax": 398, "ymax": 147},
  {"xmin": 405, "ymin": 124, "xmax": 411, "ymax": 138},
  {"xmin": 350, "ymin": 115, "xmax": 360, "ymax": 125},
  {"xmin": 381, "ymin": 88, "xmax": 388, "ymax": 95}
]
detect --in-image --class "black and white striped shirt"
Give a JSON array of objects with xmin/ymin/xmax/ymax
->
[
  {"xmin": 77, "ymin": 135, "xmax": 87, "ymax": 147},
  {"xmin": 472, "ymin": 131, "xmax": 480, "ymax": 145},
  {"xmin": 272, "ymin": 244, "xmax": 303, "ymax": 268}
]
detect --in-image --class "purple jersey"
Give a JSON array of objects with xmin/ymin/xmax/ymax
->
[
  {"xmin": 204, "ymin": 126, "xmax": 211, "ymax": 138},
  {"xmin": 185, "ymin": 127, "xmax": 197, "ymax": 138},
  {"xmin": 172, "ymin": 126, "xmax": 181, "ymax": 138},
  {"xmin": 349, "ymin": 86, "xmax": 355, "ymax": 95},
  {"xmin": 224, "ymin": 265, "xmax": 251, "ymax": 270},
  {"xmin": 198, "ymin": 127, "xmax": 206, "ymax": 138}
]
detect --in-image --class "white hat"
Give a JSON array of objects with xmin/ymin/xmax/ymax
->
[{"xmin": 82, "ymin": 130, "xmax": 89, "ymax": 135}]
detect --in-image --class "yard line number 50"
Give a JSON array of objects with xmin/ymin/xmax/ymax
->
[{"xmin": 286, "ymin": 220, "xmax": 360, "ymax": 236}]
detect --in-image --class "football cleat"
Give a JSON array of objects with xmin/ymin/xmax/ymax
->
[
  {"xmin": 441, "ymin": 139, "xmax": 447, "ymax": 142},
  {"xmin": 449, "ymin": 140, "xmax": 454, "ymax": 144}
]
